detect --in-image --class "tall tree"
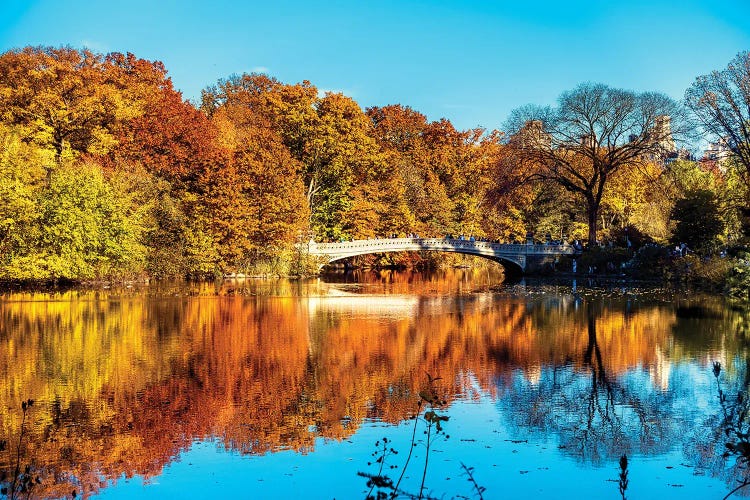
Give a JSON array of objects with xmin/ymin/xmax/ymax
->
[
  {"xmin": 39, "ymin": 161, "xmax": 147, "ymax": 280},
  {"xmin": 686, "ymin": 51, "xmax": 750, "ymax": 182},
  {"xmin": 111, "ymin": 68, "xmax": 218, "ymax": 187},
  {"xmin": 203, "ymin": 75, "xmax": 388, "ymax": 240},
  {"xmin": 368, "ymin": 105, "xmax": 434, "ymax": 234},
  {"xmin": 503, "ymin": 83, "xmax": 686, "ymax": 245},
  {"xmin": 309, "ymin": 92, "xmax": 386, "ymax": 239}
]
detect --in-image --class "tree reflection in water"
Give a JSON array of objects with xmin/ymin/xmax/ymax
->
[
  {"xmin": 0, "ymin": 278, "xmax": 746, "ymax": 498},
  {"xmin": 496, "ymin": 303, "xmax": 677, "ymax": 465}
]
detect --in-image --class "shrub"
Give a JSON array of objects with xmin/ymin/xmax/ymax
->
[{"xmin": 625, "ymin": 244, "xmax": 671, "ymax": 278}]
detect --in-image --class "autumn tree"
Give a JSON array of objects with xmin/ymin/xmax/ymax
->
[
  {"xmin": 98, "ymin": 52, "xmax": 232, "ymax": 276},
  {"xmin": 421, "ymin": 119, "xmax": 498, "ymax": 236},
  {"xmin": 598, "ymin": 161, "xmax": 667, "ymax": 241},
  {"xmin": 199, "ymin": 120, "xmax": 309, "ymax": 271},
  {"xmin": 368, "ymin": 105, "xmax": 501, "ymax": 238},
  {"xmin": 108, "ymin": 53, "xmax": 219, "ymax": 186},
  {"xmin": 0, "ymin": 46, "xmax": 229, "ymax": 279},
  {"xmin": 202, "ymin": 75, "xmax": 389, "ymax": 240},
  {"xmin": 201, "ymin": 73, "xmax": 318, "ymax": 190},
  {"xmin": 195, "ymin": 76, "xmax": 311, "ymax": 272},
  {"xmin": 367, "ymin": 105, "xmax": 434, "ymax": 235},
  {"xmin": 503, "ymin": 83, "xmax": 686, "ymax": 245},
  {"xmin": 307, "ymin": 93, "xmax": 388, "ymax": 239},
  {"xmin": 0, "ymin": 47, "xmax": 135, "ymax": 162}
]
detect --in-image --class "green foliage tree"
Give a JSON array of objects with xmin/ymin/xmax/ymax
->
[
  {"xmin": 0, "ymin": 125, "xmax": 48, "ymax": 279},
  {"xmin": 38, "ymin": 162, "xmax": 147, "ymax": 280},
  {"xmin": 300, "ymin": 93, "xmax": 377, "ymax": 239},
  {"xmin": 661, "ymin": 159, "xmax": 748, "ymax": 246},
  {"xmin": 686, "ymin": 51, "xmax": 750, "ymax": 242}
]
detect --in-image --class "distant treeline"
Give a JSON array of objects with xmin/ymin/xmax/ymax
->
[{"xmin": 0, "ymin": 46, "xmax": 747, "ymax": 281}]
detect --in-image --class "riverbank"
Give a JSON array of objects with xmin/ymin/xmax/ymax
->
[{"xmin": 521, "ymin": 244, "xmax": 750, "ymax": 305}]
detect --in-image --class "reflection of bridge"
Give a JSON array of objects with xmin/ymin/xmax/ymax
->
[{"xmin": 304, "ymin": 238, "xmax": 577, "ymax": 274}]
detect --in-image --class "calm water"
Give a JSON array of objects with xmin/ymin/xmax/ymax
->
[{"xmin": 1, "ymin": 269, "xmax": 750, "ymax": 499}]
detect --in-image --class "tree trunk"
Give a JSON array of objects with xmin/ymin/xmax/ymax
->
[{"xmin": 587, "ymin": 197, "xmax": 599, "ymax": 246}]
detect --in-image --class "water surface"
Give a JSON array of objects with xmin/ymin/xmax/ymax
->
[{"xmin": 1, "ymin": 269, "xmax": 749, "ymax": 498}]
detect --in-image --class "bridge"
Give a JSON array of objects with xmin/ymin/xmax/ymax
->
[{"xmin": 303, "ymin": 238, "xmax": 577, "ymax": 275}]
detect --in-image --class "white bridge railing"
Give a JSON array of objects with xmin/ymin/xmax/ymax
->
[
  {"xmin": 304, "ymin": 238, "xmax": 576, "ymax": 270},
  {"xmin": 309, "ymin": 237, "xmax": 573, "ymax": 253}
]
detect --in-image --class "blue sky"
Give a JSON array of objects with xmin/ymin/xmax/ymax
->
[{"xmin": 1, "ymin": 0, "xmax": 749, "ymax": 131}]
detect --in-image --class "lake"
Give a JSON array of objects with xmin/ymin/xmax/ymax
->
[{"xmin": 1, "ymin": 269, "xmax": 749, "ymax": 499}]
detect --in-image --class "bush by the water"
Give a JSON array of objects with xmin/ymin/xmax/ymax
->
[{"xmin": 575, "ymin": 247, "xmax": 634, "ymax": 274}]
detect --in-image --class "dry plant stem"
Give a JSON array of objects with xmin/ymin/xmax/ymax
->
[
  {"xmin": 394, "ymin": 401, "xmax": 422, "ymax": 494},
  {"xmin": 419, "ymin": 420, "xmax": 433, "ymax": 500}
]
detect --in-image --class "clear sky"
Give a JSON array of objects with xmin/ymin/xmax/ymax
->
[{"xmin": 1, "ymin": 0, "xmax": 749, "ymax": 131}]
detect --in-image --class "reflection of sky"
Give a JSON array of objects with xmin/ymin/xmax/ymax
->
[{"xmin": 98, "ymin": 396, "xmax": 728, "ymax": 499}]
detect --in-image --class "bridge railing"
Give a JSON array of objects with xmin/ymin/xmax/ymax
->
[{"xmin": 306, "ymin": 238, "xmax": 575, "ymax": 255}]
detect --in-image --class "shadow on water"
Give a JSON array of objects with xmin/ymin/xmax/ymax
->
[{"xmin": 618, "ymin": 455, "xmax": 629, "ymax": 500}]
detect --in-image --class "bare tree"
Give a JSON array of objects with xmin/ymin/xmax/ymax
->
[
  {"xmin": 503, "ymin": 83, "xmax": 686, "ymax": 245},
  {"xmin": 686, "ymin": 51, "xmax": 750, "ymax": 182}
]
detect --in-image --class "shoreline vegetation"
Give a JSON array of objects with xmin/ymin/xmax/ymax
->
[{"xmin": 0, "ymin": 47, "xmax": 748, "ymax": 302}]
